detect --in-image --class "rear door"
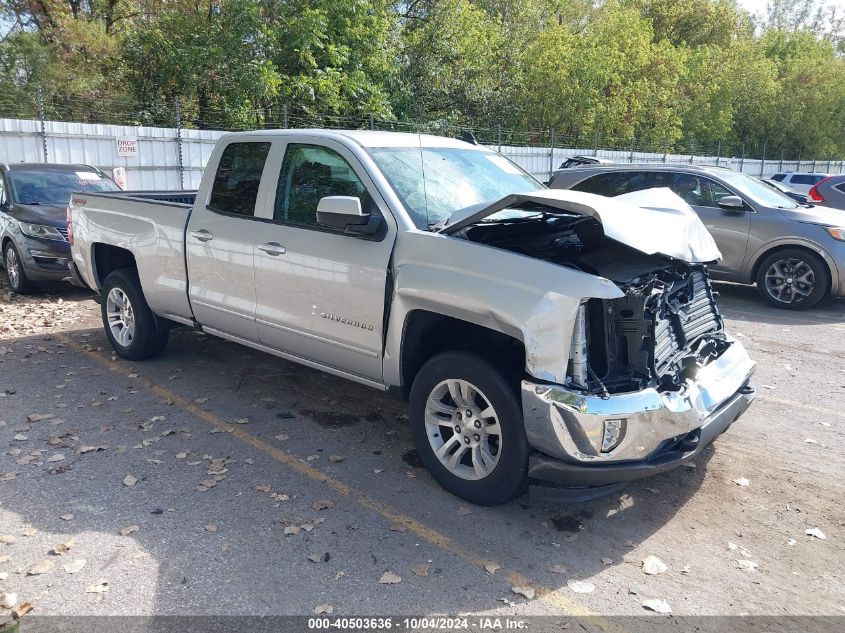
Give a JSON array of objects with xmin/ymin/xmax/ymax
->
[
  {"xmin": 185, "ymin": 140, "xmax": 273, "ymax": 340},
  {"xmin": 252, "ymin": 139, "xmax": 396, "ymax": 383},
  {"xmin": 665, "ymin": 172, "xmax": 750, "ymax": 280}
]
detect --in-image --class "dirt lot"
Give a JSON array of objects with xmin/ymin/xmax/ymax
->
[{"xmin": 0, "ymin": 275, "xmax": 843, "ymax": 618}]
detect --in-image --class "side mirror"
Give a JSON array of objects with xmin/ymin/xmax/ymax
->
[
  {"xmin": 317, "ymin": 196, "xmax": 382, "ymax": 236},
  {"xmin": 718, "ymin": 195, "xmax": 746, "ymax": 211}
]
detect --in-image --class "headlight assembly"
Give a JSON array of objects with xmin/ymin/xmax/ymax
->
[{"xmin": 19, "ymin": 223, "xmax": 65, "ymax": 241}]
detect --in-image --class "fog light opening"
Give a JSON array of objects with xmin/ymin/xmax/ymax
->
[{"xmin": 602, "ymin": 418, "xmax": 626, "ymax": 453}]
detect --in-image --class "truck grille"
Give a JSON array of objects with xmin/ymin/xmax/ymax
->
[{"xmin": 652, "ymin": 270, "xmax": 723, "ymax": 374}]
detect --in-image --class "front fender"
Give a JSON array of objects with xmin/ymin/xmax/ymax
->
[
  {"xmin": 384, "ymin": 232, "xmax": 623, "ymax": 386},
  {"xmin": 741, "ymin": 237, "xmax": 839, "ymax": 291}
]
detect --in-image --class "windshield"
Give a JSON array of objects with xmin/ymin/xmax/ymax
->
[
  {"xmin": 719, "ymin": 171, "xmax": 799, "ymax": 209},
  {"xmin": 8, "ymin": 169, "xmax": 119, "ymax": 205},
  {"xmin": 368, "ymin": 146, "xmax": 543, "ymax": 229}
]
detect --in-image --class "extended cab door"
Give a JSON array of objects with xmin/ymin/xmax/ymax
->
[
  {"xmin": 185, "ymin": 140, "xmax": 273, "ymax": 340},
  {"xmin": 252, "ymin": 139, "xmax": 396, "ymax": 383}
]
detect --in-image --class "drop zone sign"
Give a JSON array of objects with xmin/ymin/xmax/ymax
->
[{"xmin": 116, "ymin": 137, "xmax": 139, "ymax": 158}]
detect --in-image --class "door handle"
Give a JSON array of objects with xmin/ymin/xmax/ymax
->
[
  {"xmin": 190, "ymin": 229, "xmax": 213, "ymax": 242},
  {"xmin": 258, "ymin": 241, "xmax": 286, "ymax": 256}
]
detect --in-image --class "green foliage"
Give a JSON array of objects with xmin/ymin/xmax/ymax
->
[{"xmin": 0, "ymin": 0, "xmax": 844, "ymax": 158}]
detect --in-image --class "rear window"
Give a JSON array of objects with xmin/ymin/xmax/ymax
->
[
  {"xmin": 573, "ymin": 171, "xmax": 672, "ymax": 197},
  {"xmin": 770, "ymin": 173, "xmax": 786, "ymax": 182},
  {"xmin": 209, "ymin": 142, "xmax": 271, "ymax": 216},
  {"xmin": 790, "ymin": 174, "xmax": 825, "ymax": 186}
]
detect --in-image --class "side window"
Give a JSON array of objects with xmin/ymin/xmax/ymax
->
[
  {"xmin": 790, "ymin": 174, "xmax": 824, "ymax": 186},
  {"xmin": 572, "ymin": 171, "xmax": 655, "ymax": 197},
  {"xmin": 208, "ymin": 142, "xmax": 271, "ymax": 217},
  {"xmin": 770, "ymin": 173, "xmax": 786, "ymax": 182},
  {"xmin": 669, "ymin": 173, "xmax": 731, "ymax": 207},
  {"xmin": 275, "ymin": 144, "xmax": 376, "ymax": 229},
  {"xmin": 835, "ymin": 183, "xmax": 845, "ymax": 194}
]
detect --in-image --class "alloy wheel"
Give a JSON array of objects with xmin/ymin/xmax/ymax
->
[
  {"xmin": 424, "ymin": 378, "xmax": 501, "ymax": 481},
  {"xmin": 764, "ymin": 257, "xmax": 815, "ymax": 305},
  {"xmin": 5, "ymin": 247, "xmax": 20, "ymax": 289},
  {"xmin": 106, "ymin": 287, "xmax": 136, "ymax": 347}
]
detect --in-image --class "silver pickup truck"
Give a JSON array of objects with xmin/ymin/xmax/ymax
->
[{"xmin": 68, "ymin": 130, "xmax": 756, "ymax": 505}]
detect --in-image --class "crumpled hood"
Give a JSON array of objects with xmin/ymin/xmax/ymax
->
[
  {"xmin": 439, "ymin": 188, "xmax": 722, "ymax": 264},
  {"xmin": 10, "ymin": 203, "xmax": 68, "ymax": 228}
]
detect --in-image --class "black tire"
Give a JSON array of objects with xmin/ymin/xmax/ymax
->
[
  {"xmin": 755, "ymin": 248, "xmax": 829, "ymax": 310},
  {"xmin": 101, "ymin": 268, "xmax": 169, "ymax": 360},
  {"xmin": 4, "ymin": 242, "xmax": 37, "ymax": 294},
  {"xmin": 409, "ymin": 350, "xmax": 528, "ymax": 506}
]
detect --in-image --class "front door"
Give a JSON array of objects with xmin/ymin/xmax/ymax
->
[
  {"xmin": 185, "ymin": 140, "xmax": 273, "ymax": 340},
  {"xmin": 253, "ymin": 141, "xmax": 395, "ymax": 382},
  {"xmin": 667, "ymin": 172, "xmax": 751, "ymax": 280}
]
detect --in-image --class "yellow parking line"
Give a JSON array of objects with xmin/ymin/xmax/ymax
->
[{"xmin": 58, "ymin": 333, "xmax": 603, "ymax": 619}]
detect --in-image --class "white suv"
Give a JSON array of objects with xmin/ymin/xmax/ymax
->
[{"xmin": 770, "ymin": 171, "xmax": 830, "ymax": 195}]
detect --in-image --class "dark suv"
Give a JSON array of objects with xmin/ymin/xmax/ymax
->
[
  {"xmin": 549, "ymin": 164, "xmax": 845, "ymax": 309},
  {"xmin": 0, "ymin": 163, "xmax": 119, "ymax": 294}
]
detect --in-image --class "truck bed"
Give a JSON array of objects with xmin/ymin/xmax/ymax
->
[{"xmin": 70, "ymin": 190, "xmax": 197, "ymax": 324}]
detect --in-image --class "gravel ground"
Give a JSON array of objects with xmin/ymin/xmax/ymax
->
[{"xmin": 0, "ymin": 275, "xmax": 843, "ymax": 618}]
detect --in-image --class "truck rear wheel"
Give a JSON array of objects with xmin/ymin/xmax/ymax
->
[
  {"xmin": 101, "ymin": 269, "xmax": 169, "ymax": 360},
  {"xmin": 409, "ymin": 351, "xmax": 528, "ymax": 505}
]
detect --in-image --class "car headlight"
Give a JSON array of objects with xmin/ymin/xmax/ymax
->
[
  {"xmin": 823, "ymin": 227, "xmax": 845, "ymax": 242},
  {"xmin": 19, "ymin": 223, "xmax": 65, "ymax": 241}
]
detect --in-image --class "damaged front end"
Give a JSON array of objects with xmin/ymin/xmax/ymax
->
[{"xmin": 442, "ymin": 189, "xmax": 757, "ymax": 499}]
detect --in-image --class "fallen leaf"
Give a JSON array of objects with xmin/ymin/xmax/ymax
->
[
  {"xmin": 0, "ymin": 535, "xmax": 16, "ymax": 545},
  {"xmin": 0, "ymin": 593, "xmax": 17, "ymax": 609},
  {"xmin": 0, "ymin": 471, "xmax": 18, "ymax": 481},
  {"xmin": 736, "ymin": 559, "xmax": 759, "ymax": 571},
  {"xmin": 328, "ymin": 455, "xmax": 345, "ymax": 463},
  {"xmin": 642, "ymin": 598, "xmax": 672, "ymax": 614},
  {"xmin": 21, "ymin": 527, "xmax": 36, "ymax": 537},
  {"xmin": 642, "ymin": 555, "xmax": 668, "ymax": 575},
  {"xmin": 194, "ymin": 398, "xmax": 208, "ymax": 403},
  {"xmin": 63, "ymin": 559, "xmax": 86, "ymax": 574},
  {"xmin": 274, "ymin": 433, "xmax": 290, "ymax": 442},
  {"xmin": 312, "ymin": 499, "xmax": 334, "ymax": 511},
  {"xmin": 27, "ymin": 413, "xmax": 55, "ymax": 422},
  {"xmin": 283, "ymin": 526, "xmax": 301, "ymax": 536},
  {"xmin": 255, "ymin": 484, "xmax": 271, "ymax": 492},
  {"xmin": 27, "ymin": 560, "xmax": 53, "ymax": 575},
  {"xmin": 47, "ymin": 453, "xmax": 65, "ymax": 463},
  {"xmin": 314, "ymin": 604, "xmax": 333, "ymax": 615},
  {"xmin": 308, "ymin": 552, "xmax": 330, "ymax": 563},
  {"xmin": 733, "ymin": 477, "xmax": 750, "ymax": 487},
  {"xmin": 118, "ymin": 525, "xmax": 139, "ymax": 536},
  {"xmin": 176, "ymin": 452, "xmax": 188, "ymax": 459},
  {"xmin": 567, "ymin": 579, "xmax": 595, "ymax": 594},
  {"xmin": 86, "ymin": 579, "xmax": 109, "ymax": 593},
  {"xmin": 601, "ymin": 557, "xmax": 613, "ymax": 565},
  {"xmin": 806, "ymin": 527, "xmax": 826, "ymax": 540},
  {"xmin": 511, "ymin": 585, "xmax": 535, "ymax": 599},
  {"xmin": 13, "ymin": 434, "xmax": 28, "ymax": 441},
  {"xmin": 550, "ymin": 564, "xmax": 568, "ymax": 574},
  {"xmin": 484, "ymin": 562, "xmax": 500, "ymax": 575},
  {"xmin": 235, "ymin": 418, "xmax": 249, "ymax": 425},
  {"xmin": 456, "ymin": 506, "xmax": 473, "ymax": 516},
  {"xmin": 411, "ymin": 563, "xmax": 429, "ymax": 577},
  {"xmin": 122, "ymin": 474, "xmax": 137, "ymax": 486},
  {"xmin": 12, "ymin": 602, "xmax": 33, "ymax": 619},
  {"xmin": 204, "ymin": 524, "xmax": 218, "ymax": 533},
  {"xmin": 379, "ymin": 571, "xmax": 401, "ymax": 584},
  {"xmin": 51, "ymin": 539, "xmax": 74, "ymax": 555}
]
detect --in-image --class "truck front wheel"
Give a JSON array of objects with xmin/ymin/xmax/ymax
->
[
  {"xmin": 101, "ymin": 269, "xmax": 169, "ymax": 360},
  {"xmin": 409, "ymin": 351, "xmax": 528, "ymax": 505}
]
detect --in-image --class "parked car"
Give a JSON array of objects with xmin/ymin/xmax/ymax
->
[
  {"xmin": 807, "ymin": 174, "xmax": 845, "ymax": 210},
  {"xmin": 0, "ymin": 163, "xmax": 120, "ymax": 293},
  {"xmin": 769, "ymin": 171, "xmax": 830, "ymax": 195},
  {"xmin": 68, "ymin": 130, "xmax": 756, "ymax": 505},
  {"xmin": 762, "ymin": 178, "xmax": 809, "ymax": 204},
  {"xmin": 548, "ymin": 164, "xmax": 845, "ymax": 309},
  {"xmin": 558, "ymin": 155, "xmax": 615, "ymax": 169}
]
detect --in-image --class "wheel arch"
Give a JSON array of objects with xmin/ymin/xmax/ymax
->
[
  {"xmin": 746, "ymin": 240, "xmax": 835, "ymax": 294},
  {"xmin": 91, "ymin": 243, "xmax": 137, "ymax": 290},
  {"xmin": 398, "ymin": 309, "xmax": 526, "ymax": 399}
]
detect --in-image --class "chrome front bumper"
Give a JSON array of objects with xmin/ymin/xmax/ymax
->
[{"xmin": 522, "ymin": 339, "xmax": 756, "ymax": 465}]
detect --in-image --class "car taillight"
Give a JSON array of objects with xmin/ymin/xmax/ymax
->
[
  {"xmin": 66, "ymin": 206, "xmax": 74, "ymax": 245},
  {"xmin": 808, "ymin": 177, "xmax": 831, "ymax": 203}
]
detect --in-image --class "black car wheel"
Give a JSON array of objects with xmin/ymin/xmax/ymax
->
[
  {"xmin": 4, "ymin": 242, "xmax": 36, "ymax": 294},
  {"xmin": 101, "ymin": 268, "xmax": 169, "ymax": 360},
  {"xmin": 755, "ymin": 248, "xmax": 829, "ymax": 310}
]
